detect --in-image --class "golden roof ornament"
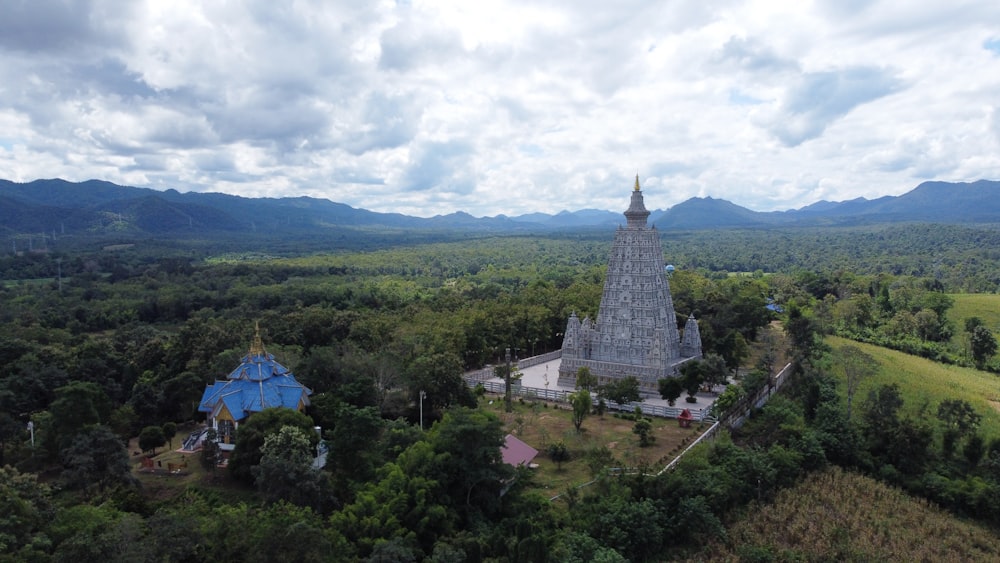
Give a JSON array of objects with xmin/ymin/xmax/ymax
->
[
  {"xmin": 634, "ymin": 174, "xmax": 641, "ymax": 191},
  {"xmin": 249, "ymin": 321, "xmax": 266, "ymax": 356}
]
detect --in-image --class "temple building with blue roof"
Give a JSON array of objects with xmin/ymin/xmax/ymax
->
[{"xmin": 198, "ymin": 324, "xmax": 312, "ymax": 450}]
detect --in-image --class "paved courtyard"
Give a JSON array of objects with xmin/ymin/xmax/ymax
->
[{"xmin": 483, "ymin": 357, "xmax": 721, "ymax": 420}]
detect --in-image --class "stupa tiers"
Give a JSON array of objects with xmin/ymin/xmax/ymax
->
[
  {"xmin": 198, "ymin": 324, "xmax": 312, "ymax": 450},
  {"xmin": 557, "ymin": 176, "xmax": 702, "ymax": 393}
]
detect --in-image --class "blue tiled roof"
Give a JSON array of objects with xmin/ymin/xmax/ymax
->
[{"xmin": 198, "ymin": 350, "xmax": 311, "ymax": 421}]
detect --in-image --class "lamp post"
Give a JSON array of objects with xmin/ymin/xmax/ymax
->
[
  {"xmin": 505, "ymin": 347, "xmax": 512, "ymax": 413},
  {"xmin": 419, "ymin": 390, "xmax": 426, "ymax": 430}
]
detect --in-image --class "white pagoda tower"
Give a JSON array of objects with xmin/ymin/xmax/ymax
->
[{"xmin": 557, "ymin": 176, "xmax": 701, "ymax": 392}]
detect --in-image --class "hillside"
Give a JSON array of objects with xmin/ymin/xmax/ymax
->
[
  {"xmin": 694, "ymin": 467, "xmax": 1000, "ymax": 561},
  {"xmin": 826, "ymin": 335, "xmax": 1000, "ymax": 437}
]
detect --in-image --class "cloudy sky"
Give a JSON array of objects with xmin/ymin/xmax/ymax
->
[{"xmin": 2, "ymin": 1, "xmax": 999, "ymax": 217}]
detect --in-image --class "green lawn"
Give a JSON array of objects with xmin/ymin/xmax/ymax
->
[
  {"xmin": 479, "ymin": 396, "xmax": 708, "ymax": 500},
  {"xmin": 946, "ymin": 293, "xmax": 1000, "ymax": 354},
  {"xmin": 827, "ymin": 335, "xmax": 1000, "ymax": 438},
  {"xmin": 948, "ymin": 294, "xmax": 1000, "ymax": 332}
]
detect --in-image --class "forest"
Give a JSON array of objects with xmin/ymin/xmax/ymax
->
[{"xmin": 2, "ymin": 222, "xmax": 1000, "ymax": 561}]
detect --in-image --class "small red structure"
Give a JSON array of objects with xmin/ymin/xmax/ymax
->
[
  {"xmin": 501, "ymin": 434, "xmax": 539, "ymax": 467},
  {"xmin": 678, "ymin": 409, "xmax": 693, "ymax": 428}
]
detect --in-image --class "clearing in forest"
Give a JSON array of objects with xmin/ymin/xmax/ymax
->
[
  {"xmin": 826, "ymin": 335, "xmax": 1000, "ymax": 437},
  {"xmin": 481, "ymin": 396, "xmax": 710, "ymax": 499}
]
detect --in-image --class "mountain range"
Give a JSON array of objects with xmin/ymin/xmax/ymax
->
[{"xmin": 2, "ymin": 178, "xmax": 999, "ymax": 239}]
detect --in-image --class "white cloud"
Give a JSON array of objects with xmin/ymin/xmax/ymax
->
[{"xmin": 1, "ymin": 0, "xmax": 999, "ymax": 216}]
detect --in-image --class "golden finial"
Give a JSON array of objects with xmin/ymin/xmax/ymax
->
[
  {"xmin": 249, "ymin": 321, "xmax": 265, "ymax": 356},
  {"xmin": 634, "ymin": 174, "xmax": 640, "ymax": 191}
]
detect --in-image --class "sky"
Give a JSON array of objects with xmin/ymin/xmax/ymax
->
[{"xmin": 2, "ymin": 1, "xmax": 999, "ymax": 218}]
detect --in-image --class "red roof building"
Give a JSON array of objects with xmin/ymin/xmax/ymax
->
[{"xmin": 501, "ymin": 434, "xmax": 538, "ymax": 467}]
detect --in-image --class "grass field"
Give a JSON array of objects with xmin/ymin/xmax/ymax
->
[
  {"xmin": 948, "ymin": 293, "xmax": 1000, "ymax": 354},
  {"xmin": 692, "ymin": 466, "xmax": 1000, "ymax": 561},
  {"xmin": 948, "ymin": 293, "xmax": 1000, "ymax": 332},
  {"xmin": 479, "ymin": 395, "xmax": 709, "ymax": 499},
  {"xmin": 827, "ymin": 335, "xmax": 1000, "ymax": 438}
]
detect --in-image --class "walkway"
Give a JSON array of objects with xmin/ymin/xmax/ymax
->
[{"xmin": 472, "ymin": 356, "xmax": 721, "ymax": 420}]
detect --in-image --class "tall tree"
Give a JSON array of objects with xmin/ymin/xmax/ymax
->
[
  {"xmin": 701, "ymin": 353, "xmax": 730, "ymax": 389},
  {"xmin": 599, "ymin": 376, "xmax": 640, "ymax": 406},
  {"xmin": 49, "ymin": 381, "xmax": 112, "ymax": 451},
  {"xmin": 937, "ymin": 399, "xmax": 982, "ymax": 458},
  {"xmin": 575, "ymin": 367, "xmax": 598, "ymax": 391},
  {"xmin": 970, "ymin": 325, "xmax": 997, "ymax": 367},
  {"xmin": 0, "ymin": 412, "xmax": 23, "ymax": 466},
  {"xmin": 138, "ymin": 425, "xmax": 166, "ymax": 456},
  {"xmin": 547, "ymin": 441, "xmax": 570, "ymax": 470},
  {"xmin": 252, "ymin": 425, "xmax": 325, "ymax": 508},
  {"xmin": 658, "ymin": 377, "xmax": 683, "ymax": 406},
  {"xmin": 633, "ymin": 417, "xmax": 654, "ymax": 447},
  {"xmin": 324, "ymin": 402, "xmax": 384, "ymax": 496},
  {"xmin": 60, "ymin": 425, "xmax": 135, "ymax": 492},
  {"xmin": 228, "ymin": 408, "xmax": 317, "ymax": 484},
  {"xmin": 404, "ymin": 350, "xmax": 475, "ymax": 414},
  {"xmin": 425, "ymin": 407, "xmax": 512, "ymax": 522},
  {"xmin": 680, "ymin": 362, "xmax": 704, "ymax": 401},
  {"xmin": 836, "ymin": 345, "xmax": 879, "ymax": 421},
  {"xmin": 570, "ymin": 390, "xmax": 592, "ymax": 433},
  {"xmin": 200, "ymin": 428, "xmax": 222, "ymax": 478},
  {"xmin": 162, "ymin": 421, "xmax": 177, "ymax": 449}
]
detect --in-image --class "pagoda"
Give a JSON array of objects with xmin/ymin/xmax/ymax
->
[
  {"xmin": 198, "ymin": 324, "xmax": 312, "ymax": 450},
  {"xmin": 557, "ymin": 176, "xmax": 701, "ymax": 393}
]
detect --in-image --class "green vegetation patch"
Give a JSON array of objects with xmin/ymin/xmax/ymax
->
[
  {"xmin": 948, "ymin": 292, "xmax": 1000, "ymax": 341},
  {"xmin": 480, "ymin": 396, "xmax": 709, "ymax": 498},
  {"xmin": 827, "ymin": 335, "xmax": 1000, "ymax": 438},
  {"xmin": 696, "ymin": 466, "xmax": 1000, "ymax": 561},
  {"xmin": 204, "ymin": 251, "xmax": 279, "ymax": 264}
]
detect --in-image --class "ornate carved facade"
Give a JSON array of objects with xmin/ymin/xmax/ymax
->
[{"xmin": 557, "ymin": 176, "xmax": 701, "ymax": 392}]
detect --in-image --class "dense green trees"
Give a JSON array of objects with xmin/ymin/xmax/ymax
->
[
  {"xmin": 228, "ymin": 408, "xmax": 318, "ymax": 484},
  {"xmin": 4, "ymin": 226, "xmax": 1000, "ymax": 559},
  {"xmin": 60, "ymin": 425, "xmax": 135, "ymax": 492},
  {"xmin": 0, "ymin": 465, "xmax": 53, "ymax": 558},
  {"xmin": 253, "ymin": 426, "xmax": 326, "ymax": 509},
  {"xmin": 330, "ymin": 406, "xmax": 512, "ymax": 559}
]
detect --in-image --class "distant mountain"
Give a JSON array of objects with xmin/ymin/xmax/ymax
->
[
  {"xmin": 779, "ymin": 180, "xmax": 1000, "ymax": 225},
  {"xmin": 653, "ymin": 180, "xmax": 1000, "ymax": 229},
  {"xmin": 2, "ymin": 178, "xmax": 999, "ymax": 240},
  {"xmin": 655, "ymin": 197, "xmax": 774, "ymax": 229}
]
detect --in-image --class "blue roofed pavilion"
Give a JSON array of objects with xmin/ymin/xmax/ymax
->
[{"xmin": 198, "ymin": 323, "xmax": 312, "ymax": 449}]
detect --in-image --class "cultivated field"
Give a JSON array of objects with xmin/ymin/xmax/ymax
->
[{"xmin": 693, "ymin": 466, "xmax": 1000, "ymax": 561}]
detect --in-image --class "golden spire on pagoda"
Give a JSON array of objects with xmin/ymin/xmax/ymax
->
[
  {"xmin": 634, "ymin": 174, "xmax": 641, "ymax": 191},
  {"xmin": 249, "ymin": 321, "xmax": 266, "ymax": 356}
]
